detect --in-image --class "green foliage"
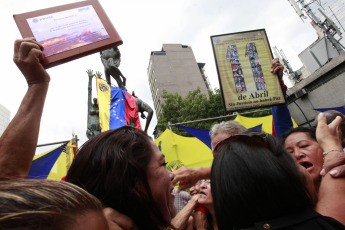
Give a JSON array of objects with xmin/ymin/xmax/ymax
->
[
  {"xmin": 157, "ymin": 88, "xmax": 227, "ymax": 136},
  {"xmin": 157, "ymin": 88, "xmax": 273, "ymax": 136}
]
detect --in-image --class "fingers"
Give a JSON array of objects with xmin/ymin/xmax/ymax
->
[
  {"xmin": 13, "ymin": 38, "xmax": 50, "ymax": 86},
  {"xmin": 271, "ymin": 58, "xmax": 283, "ymax": 80},
  {"xmin": 329, "ymin": 165, "xmax": 345, "ymax": 177},
  {"xmin": 177, "ymin": 183, "xmax": 192, "ymax": 193},
  {"xmin": 171, "ymin": 175, "xmax": 180, "ymax": 185},
  {"xmin": 321, "ymin": 151, "xmax": 345, "ymax": 176},
  {"xmin": 14, "ymin": 40, "xmax": 44, "ymax": 65},
  {"xmin": 329, "ymin": 116, "xmax": 343, "ymax": 130}
]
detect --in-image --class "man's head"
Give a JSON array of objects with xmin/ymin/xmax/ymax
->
[{"xmin": 210, "ymin": 121, "xmax": 247, "ymax": 151}]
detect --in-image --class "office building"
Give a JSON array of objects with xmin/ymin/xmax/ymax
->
[
  {"xmin": 147, "ymin": 44, "xmax": 211, "ymax": 117},
  {"xmin": 0, "ymin": 104, "xmax": 10, "ymax": 137}
]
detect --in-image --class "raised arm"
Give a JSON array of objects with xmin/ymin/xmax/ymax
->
[
  {"xmin": 270, "ymin": 58, "xmax": 293, "ymax": 139},
  {"xmin": 315, "ymin": 112, "xmax": 345, "ymax": 225},
  {"xmin": 0, "ymin": 38, "xmax": 50, "ymax": 179}
]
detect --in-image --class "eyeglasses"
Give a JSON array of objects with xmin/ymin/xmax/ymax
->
[{"xmin": 213, "ymin": 132, "xmax": 270, "ymax": 154}]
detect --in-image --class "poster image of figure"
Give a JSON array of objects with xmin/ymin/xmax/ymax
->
[
  {"xmin": 245, "ymin": 42, "xmax": 266, "ymax": 90},
  {"xmin": 226, "ymin": 45, "xmax": 247, "ymax": 93},
  {"xmin": 211, "ymin": 29, "xmax": 286, "ymax": 113}
]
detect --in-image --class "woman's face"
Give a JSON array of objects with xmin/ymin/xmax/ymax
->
[
  {"xmin": 284, "ymin": 132, "xmax": 324, "ymax": 189},
  {"xmin": 198, "ymin": 180, "xmax": 213, "ymax": 207},
  {"xmin": 147, "ymin": 141, "xmax": 175, "ymax": 223}
]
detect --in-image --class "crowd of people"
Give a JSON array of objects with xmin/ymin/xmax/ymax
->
[{"xmin": 1, "ymin": 37, "xmax": 345, "ymax": 230}]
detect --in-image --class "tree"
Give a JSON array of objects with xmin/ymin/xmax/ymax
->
[
  {"xmin": 157, "ymin": 88, "xmax": 226, "ymax": 136},
  {"xmin": 157, "ymin": 88, "xmax": 273, "ymax": 136}
]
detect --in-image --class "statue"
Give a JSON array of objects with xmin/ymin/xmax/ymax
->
[
  {"xmin": 100, "ymin": 47, "xmax": 127, "ymax": 90},
  {"xmin": 132, "ymin": 91, "xmax": 153, "ymax": 133},
  {"xmin": 86, "ymin": 70, "xmax": 101, "ymax": 139}
]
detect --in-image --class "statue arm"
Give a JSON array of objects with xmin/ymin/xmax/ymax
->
[{"xmin": 86, "ymin": 70, "xmax": 94, "ymax": 114}]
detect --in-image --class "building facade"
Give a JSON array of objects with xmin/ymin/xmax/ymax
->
[
  {"xmin": 0, "ymin": 104, "xmax": 10, "ymax": 137},
  {"xmin": 286, "ymin": 52, "xmax": 345, "ymax": 126},
  {"xmin": 147, "ymin": 44, "xmax": 210, "ymax": 117}
]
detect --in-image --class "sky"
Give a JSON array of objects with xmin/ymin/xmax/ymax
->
[{"xmin": 0, "ymin": 0, "xmax": 318, "ymax": 153}]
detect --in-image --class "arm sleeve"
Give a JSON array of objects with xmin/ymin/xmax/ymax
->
[{"xmin": 271, "ymin": 80, "xmax": 293, "ymax": 139}]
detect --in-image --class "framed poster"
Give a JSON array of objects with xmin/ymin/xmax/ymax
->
[
  {"xmin": 14, "ymin": 0, "xmax": 122, "ymax": 68},
  {"xmin": 211, "ymin": 29, "xmax": 286, "ymax": 113}
]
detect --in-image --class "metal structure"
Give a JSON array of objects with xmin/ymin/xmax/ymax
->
[
  {"xmin": 273, "ymin": 47, "xmax": 302, "ymax": 84},
  {"xmin": 287, "ymin": 0, "xmax": 344, "ymax": 53}
]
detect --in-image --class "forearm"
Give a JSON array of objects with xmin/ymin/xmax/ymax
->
[
  {"xmin": 0, "ymin": 83, "xmax": 49, "ymax": 178},
  {"xmin": 197, "ymin": 167, "xmax": 211, "ymax": 179},
  {"xmin": 171, "ymin": 196, "xmax": 199, "ymax": 229}
]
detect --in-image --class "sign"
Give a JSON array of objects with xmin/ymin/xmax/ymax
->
[
  {"xmin": 211, "ymin": 29, "xmax": 286, "ymax": 113},
  {"xmin": 14, "ymin": 1, "xmax": 122, "ymax": 68}
]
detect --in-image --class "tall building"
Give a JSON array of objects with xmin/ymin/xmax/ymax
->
[
  {"xmin": 147, "ymin": 44, "xmax": 211, "ymax": 117},
  {"xmin": 0, "ymin": 104, "xmax": 10, "ymax": 137}
]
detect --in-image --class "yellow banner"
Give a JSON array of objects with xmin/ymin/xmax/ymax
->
[
  {"xmin": 154, "ymin": 129, "xmax": 213, "ymax": 168},
  {"xmin": 211, "ymin": 29, "xmax": 285, "ymax": 112}
]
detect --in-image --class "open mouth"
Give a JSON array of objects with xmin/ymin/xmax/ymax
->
[{"xmin": 299, "ymin": 161, "xmax": 313, "ymax": 171}]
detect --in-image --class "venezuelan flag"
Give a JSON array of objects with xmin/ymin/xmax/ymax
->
[
  {"xmin": 27, "ymin": 140, "xmax": 76, "ymax": 180},
  {"xmin": 96, "ymin": 78, "xmax": 140, "ymax": 132}
]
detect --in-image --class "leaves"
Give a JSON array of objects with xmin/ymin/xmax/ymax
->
[
  {"xmin": 157, "ymin": 88, "xmax": 226, "ymax": 136},
  {"xmin": 157, "ymin": 88, "xmax": 273, "ymax": 136}
]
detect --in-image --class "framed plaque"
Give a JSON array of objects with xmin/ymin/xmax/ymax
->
[
  {"xmin": 14, "ymin": 0, "xmax": 122, "ymax": 68},
  {"xmin": 211, "ymin": 29, "xmax": 286, "ymax": 113}
]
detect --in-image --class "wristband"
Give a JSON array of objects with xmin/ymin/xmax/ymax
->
[{"xmin": 323, "ymin": 149, "xmax": 343, "ymax": 158}]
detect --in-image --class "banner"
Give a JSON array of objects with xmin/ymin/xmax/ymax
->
[
  {"xmin": 211, "ymin": 29, "xmax": 286, "ymax": 113},
  {"xmin": 154, "ymin": 129, "xmax": 213, "ymax": 168},
  {"xmin": 97, "ymin": 78, "xmax": 140, "ymax": 132},
  {"xmin": 28, "ymin": 140, "xmax": 75, "ymax": 180}
]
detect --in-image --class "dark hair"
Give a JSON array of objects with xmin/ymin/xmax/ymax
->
[
  {"xmin": 211, "ymin": 132, "xmax": 313, "ymax": 230},
  {"xmin": 281, "ymin": 127, "xmax": 316, "ymax": 145},
  {"xmin": 0, "ymin": 179, "xmax": 103, "ymax": 230},
  {"xmin": 66, "ymin": 126, "xmax": 169, "ymax": 230}
]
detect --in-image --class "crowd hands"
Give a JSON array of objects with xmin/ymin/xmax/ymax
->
[{"xmin": 1, "ymin": 37, "xmax": 345, "ymax": 230}]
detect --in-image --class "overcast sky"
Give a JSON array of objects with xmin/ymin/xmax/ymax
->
[{"xmin": 0, "ymin": 0, "xmax": 318, "ymax": 153}]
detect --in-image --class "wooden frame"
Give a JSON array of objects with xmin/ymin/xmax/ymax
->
[
  {"xmin": 14, "ymin": 0, "xmax": 122, "ymax": 68},
  {"xmin": 211, "ymin": 29, "xmax": 286, "ymax": 113}
]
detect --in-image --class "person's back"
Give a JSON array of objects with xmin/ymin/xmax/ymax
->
[{"xmin": 211, "ymin": 132, "xmax": 345, "ymax": 230}]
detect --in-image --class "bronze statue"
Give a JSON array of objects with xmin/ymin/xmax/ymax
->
[
  {"xmin": 100, "ymin": 47, "xmax": 127, "ymax": 90},
  {"xmin": 86, "ymin": 70, "xmax": 101, "ymax": 139},
  {"xmin": 132, "ymin": 92, "xmax": 153, "ymax": 133}
]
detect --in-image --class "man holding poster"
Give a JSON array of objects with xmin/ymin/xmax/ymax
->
[{"xmin": 211, "ymin": 29, "xmax": 286, "ymax": 113}]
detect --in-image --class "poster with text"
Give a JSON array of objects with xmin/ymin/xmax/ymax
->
[
  {"xmin": 27, "ymin": 5, "xmax": 110, "ymax": 57},
  {"xmin": 211, "ymin": 29, "xmax": 286, "ymax": 113}
]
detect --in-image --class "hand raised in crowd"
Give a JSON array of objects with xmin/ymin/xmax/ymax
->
[
  {"xmin": 317, "ymin": 112, "xmax": 345, "ymax": 177},
  {"xmin": 271, "ymin": 58, "xmax": 284, "ymax": 81},
  {"xmin": 172, "ymin": 166, "xmax": 209, "ymax": 192},
  {"xmin": 13, "ymin": 37, "xmax": 50, "ymax": 86},
  {"xmin": 171, "ymin": 194, "xmax": 200, "ymax": 230}
]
